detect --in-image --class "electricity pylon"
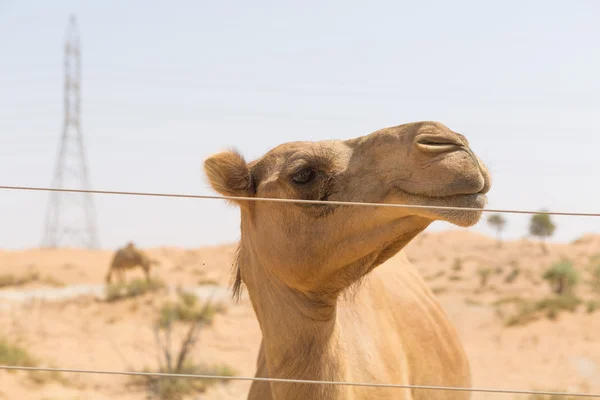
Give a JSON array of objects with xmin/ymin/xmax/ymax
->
[{"xmin": 41, "ymin": 15, "xmax": 100, "ymax": 249}]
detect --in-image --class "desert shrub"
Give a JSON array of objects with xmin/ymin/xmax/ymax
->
[
  {"xmin": 476, "ymin": 267, "xmax": 492, "ymax": 288},
  {"xmin": 0, "ymin": 335, "xmax": 67, "ymax": 386},
  {"xmin": 28, "ymin": 367, "xmax": 70, "ymax": 386},
  {"xmin": 588, "ymin": 257, "xmax": 600, "ymax": 291},
  {"xmin": 40, "ymin": 276, "xmax": 66, "ymax": 287},
  {"xmin": 158, "ymin": 293, "xmax": 225, "ymax": 331},
  {"xmin": 536, "ymin": 295, "xmax": 582, "ymax": 319},
  {"xmin": 131, "ymin": 295, "xmax": 233, "ymax": 400},
  {"xmin": 431, "ymin": 286, "xmax": 447, "ymax": 295},
  {"xmin": 505, "ymin": 267, "xmax": 520, "ymax": 284},
  {"xmin": 503, "ymin": 295, "xmax": 582, "ymax": 327},
  {"xmin": 0, "ymin": 270, "xmax": 40, "ymax": 288},
  {"xmin": 543, "ymin": 261, "xmax": 579, "ymax": 295},
  {"xmin": 464, "ymin": 298, "xmax": 483, "ymax": 306},
  {"xmin": 424, "ymin": 271, "xmax": 446, "ymax": 281},
  {"xmin": 586, "ymin": 300, "xmax": 600, "ymax": 314},
  {"xmin": 197, "ymin": 278, "xmax": 219, "ymax": 286},
  {"xmin": 487, "ymin": 213, "xmax": 507, "ymax": 246},
  {"xmin": 132, "ymin": 362, "xmax": 236, "ymax": 400},
  {"xmin": 452, "ymin": 259, "xmax": 462, "ymax": 272},
  {"xmin": 158, "ymin": 292, "xmax": 226, "ymax": 328},
  {"xmin": 105, "ymin": 277, "xmax": 167, "ymax": 302},
  {"xmin": 0, "ymin": 335, "xmax": 37, "ymax": 367},
  {"xmin": 493, "ymin": 296, "xmax": 527, "ymax": 306},
  {"xmin": 529, "ymin": 212, "xmax": 556, "ymax": 252}
]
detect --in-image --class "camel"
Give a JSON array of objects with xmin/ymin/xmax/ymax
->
[
  {"xmin": 104, "ymin": 241, "xmax": 158, "ymax": 284},
  {"xmin": 203, "ymin": 121, "xmax": 491, "ymax": 400}
]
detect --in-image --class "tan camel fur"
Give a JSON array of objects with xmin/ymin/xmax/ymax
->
[
  {"xmin": 105, "ymin": 242, "xmax": 158, "ymax": 284},
  {"xmin": 204, "ymin": 121, "xmax": 491, "ymax": 400}
]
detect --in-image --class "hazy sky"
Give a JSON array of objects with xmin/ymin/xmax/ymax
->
[{"xmin": 1, "ymin": 1, "xmax": 599, "ymax": 250}]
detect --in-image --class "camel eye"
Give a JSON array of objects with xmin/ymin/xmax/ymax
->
[{"xmin": 291, "ymin": 168, "xmax": 316, "ymax": 185}]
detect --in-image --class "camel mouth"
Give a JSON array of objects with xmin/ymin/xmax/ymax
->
[
  {"xmin": 425, "ymin": 192, "xmax": 487, "ymax": 209},
  {"xmin": 391, "ymin": 188, "xmax": 488, "ymax": 210},
  {"xmin": 395, "ymin": 190, "xmax": 488, "ymax": 227},
  {"xmin": 399, "ymin": 187, "xmax": 487, "ymax": 203}
]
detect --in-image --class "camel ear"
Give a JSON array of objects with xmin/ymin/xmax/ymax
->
[{"xmin": 204, "ymin": 149, "xmax": 254, "ymax": 206}]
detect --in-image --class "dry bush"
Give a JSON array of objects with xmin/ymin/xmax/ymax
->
[
  {"xmin": 0, "ymin": 335, "xmax": 68, "ymax": 386},
  {"xmin": 0, "ymin": 271, "xmax": 40, "ymax": 288},
  {"xmin": 476, "ymin": 266, "xmax": 492, "ymax": 288},
  {"xmin": 105, "ymin": 277, "xmax": 167, "ymax": 302},
  {"xmin": 130, "ymin": 293, "xmax": 234, "ymax": 399},
  {"xmin": 0, "ymin": 335, "xmax": 37, "ymax": 367},
  {"xmin": 543, "ymin": 260, "xmax": 579, "ymax": 295},
  {"xmin": 501, "ymin": 295, "xmax": 583, "ymax": 327}
]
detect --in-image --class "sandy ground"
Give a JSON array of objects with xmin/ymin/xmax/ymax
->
[{"xmin": 1, "ymin": 230, "xmax": 600, "ymax": 399}]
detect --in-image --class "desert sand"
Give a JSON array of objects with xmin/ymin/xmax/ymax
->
[{"xmin": 1, "ymin": 230, "xmax": 599, "ymax": 400}]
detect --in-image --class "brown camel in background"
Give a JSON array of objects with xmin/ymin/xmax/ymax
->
[{"xmin": 105, "ymin": 241, "xmax": 158, "ymax": 284}]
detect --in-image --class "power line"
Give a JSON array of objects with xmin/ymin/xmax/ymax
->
[
  {"xmin": 2, "ymin": 185, "xmax": 600, "ymax": 217},
  {"xmin": 0, "ymin": 365, "xmax": 597, "ymax": 398}
]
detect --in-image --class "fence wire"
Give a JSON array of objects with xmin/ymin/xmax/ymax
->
[
  {"xmin": 0, "ymin": 365, "xmax": 598, "ymax": 398},
  {"xmin": 2, "ymin": 185, "xmax": 600, "ymax": 217},
  {"xmin": 2, "ymin": 184, "xmax": 600, "ymax": 398}
]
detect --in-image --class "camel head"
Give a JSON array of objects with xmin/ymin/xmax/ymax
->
[{"xmin": 204, "ymin": 121, "xmax": 491, "ymax": 297}]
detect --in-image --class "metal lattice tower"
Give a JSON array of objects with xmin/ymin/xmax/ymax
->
[{"xmin": 41, "ymin": 15, "xmax": 100, "ymax": 249}]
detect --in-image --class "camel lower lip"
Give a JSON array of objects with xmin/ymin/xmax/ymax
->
[
  {"xmin": 442, "ymin": 192, "xmax": 487, "ymax": 208},
  {"xmin": 392, "ymin": 188, "xmax": 488, "ymax": 208},
  {"xmin": 472, "ymin": 193, "xmax": 487, "ymax": 208}
]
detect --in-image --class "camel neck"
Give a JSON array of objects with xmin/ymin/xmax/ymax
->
[{"xmin": 245, "ymin": 271, "xmax": 349, "ymax": 400}]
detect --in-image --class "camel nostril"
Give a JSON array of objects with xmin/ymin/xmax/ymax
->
[{"xmin": 414, "ymin": 134, "xmax": 464, "ymax": 154}]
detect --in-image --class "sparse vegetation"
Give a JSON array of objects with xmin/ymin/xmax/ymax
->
[
  {"xmin": 0, "ymin": 335, "xmax": 37, "ymax": 367},
  {"xmin": 105, "ymin": 277, "xmax": 167, "ymax": 302},
  {"xmin": 465, "ymin": 298, "xmax": 483, "ymax": 307},
  {"xmin": 504, "ymin": 267, "xmax": 520, "ymax": 284},
  {"xmin": 0, "ymin": 271, "xmax": 40, "ymax": 288},
  {"xmin": 452, "ymin": 259, "xmax": 463, "ymax": 272},
  {"xmin": 493, "ymin": 260, "xmax": 590, "ymax": 326},
  {"xmin": 431, "ymin": 286, "xmax": 448, "ymax": 295},
  {"xmin": 0, "ymin": 335, "xmax": 68, "ymax": 386},
  {"xmin": 477, "ymin": 266, "xmax": 492, "ymax": 288},
  {"xmin": 529, "ymin": 211, "xmax": 556, "ymax": 252},
  {"xmin": 587, "ymin": 255, "xmax": 600, "ymax": 291},
  {"xmin": 28, "ymin": 366, "xmax": 71, "ymax": 387},
  {"xmin": 197, "ymin": 278, "xmax": 219, "ymax": 286},
  {"xmin": 132, "ymin": 362, "xmax": 236, "ymax": 400},
  {"xmin": 487, "ymin": 214, "xmax": 507, "ymax": 247},
  {"xmin": 0, "ymin": 271, "xmax": 65, "ymax": 289},
  {"xmin": 424, "ymin": 271, "xmax": 446, "ymax": 281},
  {"xmin": 158, "ymin": 291, "xmax": 226, "ymax": 328},
  {"xmin": 586, "ymin": 300, "xmax": 600, "ymax": 314},
  {"xmin": 492, "ymin": 296, "xmax": 526, "ymax": 307},
  {"xmin": 502, "ymin": 295, "xmax": 583, "ymax": 327},
  {"xmin": 543, "ymin": 260, "xmax": 579, "ymax": 295},
  {"xmin": 131, "ymin": 294, "xmax": 233, "ymax": 399}
]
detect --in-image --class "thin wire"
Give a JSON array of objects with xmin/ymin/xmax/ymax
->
[
  {"xmin": 1, "ymin": 187, "xmax": 599, "ymax": 398},
  {"xmin": 2, "ymin": 184, "xmax": 600, "ymax": 217},
  {"xmin": 0, "ymin": 366, "xmax": 598, "ymax": 398}
]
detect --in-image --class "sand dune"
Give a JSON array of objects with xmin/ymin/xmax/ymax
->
[{"xmin": 1, "ymin": 231, "xmax": 599, "ymax": 399}]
